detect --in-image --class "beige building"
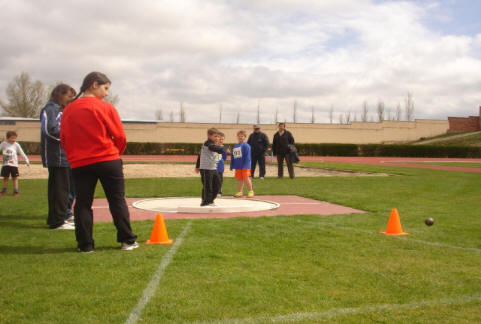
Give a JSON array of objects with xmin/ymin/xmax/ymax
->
[{"xmin": 1, "ymin": 118, "xmax": 448, "ymax": 144}]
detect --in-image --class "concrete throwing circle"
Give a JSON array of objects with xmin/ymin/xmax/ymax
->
[{"xmin": 132, "ymin": 197, "xmax": 280, "ymax": 214}]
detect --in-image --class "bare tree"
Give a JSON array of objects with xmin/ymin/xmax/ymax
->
[
  {"xmin": 344, "ymin": 111, "xmax": 352, "ymax": 124},
  {"xmin": 0, "ymin": 72, "xmax": 46, "ymax": 117},
  {"xmin": 256, "ymin": 102, "xmax": 260, "ymax": 124},
  {"xmin": 104, "ymin": 92, "xmax": 120, "ymax": 106},
  {"xmin": 405, "ymin": 92, "xmax": 415, "ymax": 121},
  {"xmin": 361, "ymin": 101, "xmax": 369, "ymax": 122},
  {"xmin": 219, "ymin": 104, "xmax": 223, "ymax": 123},
  {"xmin": 329, "ymin": 105, "xmax": 334, "ymax": 124},
  {"xmin": 293, "ymin": 100, "xmax": 297, "ymax": 123},
  {"xmin": 155, "ymin": 109, "xmax": 163, "ymax": 121},
  {"xmin": 339, "ymin": 113, "xmax": 344, "ymax": 124},
  {"xmin": 311, "ymin": 106, "xmax": 315, "ymax": 123},
  {"xmin": 169, "ymin": 110, "xmax": 174, "ymax": 122},
  {"xmin": 395, "ymin": 103, "xmax": 402, "ymax": 121},
  {"xmin": 236, "ymin": 112, "xmax": 240, "ymax": 124},
  {"xmin": 353, "ymin": 112, "xmax": 357, "ymax": 122},
  {"xmin": 275, "ymin": 107, "xmax": 279, "ymax": 124},
  {"xmin": 179, "ymin": 102, "xmax": 186, "ymax": 122},
  {"xmin": 387, "ymin": 107, "xmax": 392, "ymax": 121},
  {"xmin": 377, "ymin": 100, "xmax": 385, "ymax": 122}
]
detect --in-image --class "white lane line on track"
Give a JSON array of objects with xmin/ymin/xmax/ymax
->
[
  {"xmin": 191, "ymin": 294, "xmax": 481, "ymax": 324},
  {"xmin": 124, "ymin": 221, "xmax": 192, "ymax": 324}
]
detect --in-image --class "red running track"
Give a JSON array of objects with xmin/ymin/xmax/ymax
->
[{"xmin": 28, "ymin": 155, "xmax": 481, "ymax": 173}]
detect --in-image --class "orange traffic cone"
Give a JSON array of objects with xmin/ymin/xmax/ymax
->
[
  {"xmin": 146, "ymin": 213, "xmax": 173, "ymax": 245},
  {"xmin": 380, "ymin": 208, "xmax": 409, "ymax": 236}
]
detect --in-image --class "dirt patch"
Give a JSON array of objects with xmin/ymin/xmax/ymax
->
[{"xmin": 19, "ymin": 163, "xmax": 387, "ymax": 179}]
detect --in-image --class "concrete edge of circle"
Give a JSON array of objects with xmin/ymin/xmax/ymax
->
[{"xmin": 132, "ymin": 196, "xmax": 281, "ymax": 214}]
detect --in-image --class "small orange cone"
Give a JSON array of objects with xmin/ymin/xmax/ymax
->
[
  {"xmin": 146, "ymin": 213, "xmax": 173, "ymax": 245},
  {"xmin": 380, "ymin": 208, "xmax": 409, "ymax": 235}
]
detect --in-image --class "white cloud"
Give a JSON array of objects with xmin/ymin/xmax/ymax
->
[{"xmin": 0, "ymin": 0, "xmax": 480, "ymax": 123}]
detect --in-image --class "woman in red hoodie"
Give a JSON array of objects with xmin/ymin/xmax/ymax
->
[{"xmin": 61, "ymin": 72, "xmax": 138, "ymax": 252}]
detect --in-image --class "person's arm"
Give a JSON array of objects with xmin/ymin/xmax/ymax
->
[
  {"xmin": 104, "ymin": 103, "xmax": 127, "ymax": 154},
  {"xmin": 195, "ymin": 153, "xmax": 201, "ymax": 173},
  {"xmin": 41, "ymin": 104, "xmax": 61, "ymax": 141},
  {"xmin": 272, "ymin": 133, "xmax": 278, "ymax": 155},
  {"xmin": 262, "ymin": 133, "xmax": 269, "ymax": 150},
  {"xmin": 16, "ymin": 143, "xmax": 30, "ymax": 165},
  {"xmin": 207, "ymin": 143, "xmax": 225, "ymax": 154},
  {"xmin": 243, "ymin": 144, "xmax": 251, "ymax": 169},
  {"xmin": 288, "ymin": 131, "xmax": 295, "ymax": 145}
]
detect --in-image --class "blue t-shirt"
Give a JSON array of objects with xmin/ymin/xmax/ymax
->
[
  {"xmin": 216, "ymin": 151, "xmax": 227, "ymax": 173},
  {"xmin": 230, "ymin": 142, "xmax": 251, "ymax": 170}
]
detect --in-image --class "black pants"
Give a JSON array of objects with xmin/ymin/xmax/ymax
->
[
  {"xmin": 218, "ymin": 172, "xmax": 224, "ymax": 194},
  {"xmin": 251, "ymin": 152, "xmax": 266, "ymax": 178},
  {"xmin": 47, "ymin": 167, "xmax": 70, "ymax": 228},
  {"xmin": 72, "ymin": 159, "xmax": 137, "ymax": 251},
  {"xmin": 277, "ymin": 153, "xmax": 295, "ymax": 178},
  {"xmin": 200, "ymin": 169, "xmax": 221, "ymax": 205}
]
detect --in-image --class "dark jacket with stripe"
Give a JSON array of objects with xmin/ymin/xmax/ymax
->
[{"xmin": 40, "ymin": 100, "xmax": 69, "ymax": 168}]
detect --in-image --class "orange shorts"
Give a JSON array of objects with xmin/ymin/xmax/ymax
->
[{"xmin": 235, "ymin": 169, "xmax": 251, "ymax": 180}]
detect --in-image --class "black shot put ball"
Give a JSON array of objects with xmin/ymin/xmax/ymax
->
[{"xmin": 424, "ymin": 218, "xmax": 434, "ymax": 226}]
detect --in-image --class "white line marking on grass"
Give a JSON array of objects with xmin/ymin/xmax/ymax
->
[
  {"xmin": 324, "ymin": 223, "xmax": 481, "ymax": 254},
  {"xmin": 192, "ymin": 294, "xmax": 481, "ymax": 324},
  {"xmin": 124, "ymin": 221, "xmax": 192, "ymax": 324}
]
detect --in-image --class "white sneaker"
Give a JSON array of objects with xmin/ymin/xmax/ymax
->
[
  {"xmin": 121, "ymin": 241, "xmax": 139, "ymax": 251},
  {"xmin": 260, "ymin": 177, "xmax": 264, "ymax": 180},
  {"xmin": 53, "ymin": 222, "xmax": 75, "ymax": 230},
  {"xmin": 208, "ymin": 203, "xmax": 217, "ymax": 207}
]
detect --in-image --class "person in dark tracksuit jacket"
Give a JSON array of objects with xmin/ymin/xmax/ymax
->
[
  {"xmin": 247, "ymin": 125, "xmax": 269, "ymax": 179},
  {"xmin": 40, "ymin": 84, "xmax": 76, "ymax": 230},
  {"xmin": 197, "ymin": 128, "xmax": 229, "ymax": 206},
  {"xmin": 272, "ymin": 122, "xmax": 295, "ymax": 179}
]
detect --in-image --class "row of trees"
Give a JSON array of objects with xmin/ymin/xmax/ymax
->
[
  {"xmin": 0, "ymin": 72, "xmax": 119, "ymax": 118},
  {"xmin": 155, "ymin": 94, "xmax": 415, "ymax": 124},
  {"xmin": 1, "ymin": 72, "xmax": 415, "ymax": 124}
]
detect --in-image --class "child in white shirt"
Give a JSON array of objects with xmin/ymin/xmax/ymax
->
[{"xmin": 0, "ymin": 131, "xmax": 30, "ymax": 196}]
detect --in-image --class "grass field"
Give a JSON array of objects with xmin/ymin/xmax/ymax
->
[{"xmin": 1, "ymin": 163, "xmax": 481, "ymax": 323}]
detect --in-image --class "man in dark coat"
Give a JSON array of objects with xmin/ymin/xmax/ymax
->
[
  {"xmin": 247, "ymin": 125, "xmax": 270, "ymax": 179},
  {"xmin": 272, "ymin": 122, "xmax": 295, "ymax": 179}
]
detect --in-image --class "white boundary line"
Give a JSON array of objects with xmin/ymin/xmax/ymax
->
[
  {"xmin": 124, "ymin": 221, "xmax": 192, "ymax": 324},
  {"xmin": 191, "ymin": 294, "xmax": 481, "ymax": 324},
  {"xmin": 323, "ymin": 223, "xmax": 481, "ymax": 254}
]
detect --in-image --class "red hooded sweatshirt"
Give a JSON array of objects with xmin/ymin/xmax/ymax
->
[{"xmin": 60, "ymin": 97, "xmax": 126, "ymax": 168}]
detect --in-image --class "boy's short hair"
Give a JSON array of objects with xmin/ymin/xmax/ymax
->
[
  {"xmin": 278, "ymin": 122, "xmax": 286, "ymax": 127},
  {"xmin": 207, "ymin": 128, "xmax": 219, "ymax": 136},
  {"xmin": 237, "ymin": 130, "xmax": 247, "ymax": 137},
  {"xmin": 6, "ymin": 131, "xmax": 17, "ymax": 139},
  {"xmin": 217, "ymin": 132, "xmax": 225, "ymax": 138}
]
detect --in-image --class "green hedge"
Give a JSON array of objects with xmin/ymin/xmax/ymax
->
[{"xmin": 19, "ymin": 141, "xmax": 481, "ymax": 158}]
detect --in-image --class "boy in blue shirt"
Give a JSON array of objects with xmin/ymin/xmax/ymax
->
[{"xmin": 230, "ymin": 130, "xmax": 254, "ymax": 198}]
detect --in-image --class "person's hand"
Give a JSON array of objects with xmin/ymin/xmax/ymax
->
[
  {"xmin": 195, "ymin": 168, "xmax": 200, "ymax": 174},
  {"xmin": 226, "ymin": 147, "xmax": 231, "ymax": 155}
]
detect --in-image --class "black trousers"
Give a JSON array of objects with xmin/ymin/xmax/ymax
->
[
  {"xmin": 218, "ymin": 172, "xmax": 224, "ymax": 194},
  {"xmin": 277, "ymin": 153, "xmax": 295, "ymax": 178},
  {"xmin": 72, "ymin": 159, "xmax": 137, "ymax": 251},
  {"xmin": 47, "ymin": 167, "xmax": 70, "ymax": 228},
  {"xmin": 200, "ymin": 169, "xmax": 221, "ymax": 205},
  {"xmin": 251, "ymin": 152, "xmax": 266, "ymax": 178}
]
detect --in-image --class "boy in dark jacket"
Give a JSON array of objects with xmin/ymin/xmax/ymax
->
[{"xmin": 40, "ymin": 84, "xmax": 76, "ymax": 230}]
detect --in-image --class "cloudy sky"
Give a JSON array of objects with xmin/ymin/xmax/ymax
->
[{"xmin": 1, "ymin": 0, "xmax": 480, "ymax": 123}]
